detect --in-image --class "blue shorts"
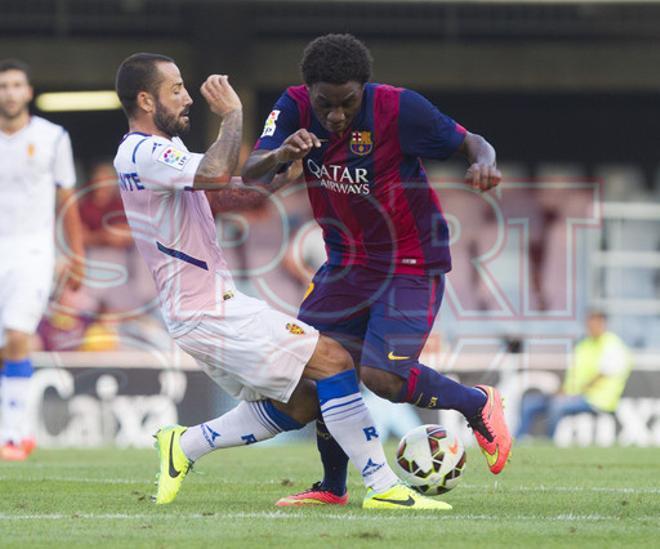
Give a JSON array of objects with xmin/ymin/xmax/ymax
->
[{"xmin": 298, "ymin": 264, "xmax": 444, "ymax": 379}]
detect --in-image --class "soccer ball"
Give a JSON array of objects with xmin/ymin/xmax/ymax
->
[{"xmin": 394, "ymin": 424, "xmax": 467, "ymax": 496}]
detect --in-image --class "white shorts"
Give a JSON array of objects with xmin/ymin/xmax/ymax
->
[
  {"xmin": 0, "ymin": 243, "xmax": 54, "ymax": 346},
  {"xmin": 174, "ymin": 290, "xmax": 319, "ymax": 403}
]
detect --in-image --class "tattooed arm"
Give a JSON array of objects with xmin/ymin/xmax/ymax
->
[
  {"xmin": 193, "ymin": 75, "xmax": 243, "ymax": 190},
  {"xmin": 207, "ymin": 161, "xmax": 303, "ymax": 212}
]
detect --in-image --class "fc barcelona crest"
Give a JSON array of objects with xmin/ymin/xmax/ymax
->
[{"xmin": 350, "ymin": 131, "xmax": 373, "ymax": 156}]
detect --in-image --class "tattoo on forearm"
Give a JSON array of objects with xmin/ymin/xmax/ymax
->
[
  {"xmin": 196, "ymin": 110, "xmax": 243, "ymax": 186},
  {"xmin": 210, "ymin": 175, "xmax": 291, "ymax": 212}
]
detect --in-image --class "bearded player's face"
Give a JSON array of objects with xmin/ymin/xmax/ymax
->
[
  {"xmin": 0, "ymin": 69, "xmax": 33, "ymax": 120},
  {"xmin": 308, "ymin": 81, "xmax": 364, "ymax": 134},
  {"xmin": 152, "ymin": 62, "xmax": 192, "ymax": 137}
]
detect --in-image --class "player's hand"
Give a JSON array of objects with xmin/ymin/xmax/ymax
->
[
  {"xmin": 275, "ymin": 129, "xmax": 322, "ymax": 163},
  {"xmin": 200, "ymin": 75, "xmax": 242, "ymax": 117},
  {"xmin": 465, "ymin": 163, "xmax": 501, "ymax": 192}
]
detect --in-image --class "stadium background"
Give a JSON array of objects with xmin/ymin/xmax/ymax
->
[{"xmin": 2, "ymin": 0, "xmax": 659, "ymax": 448}]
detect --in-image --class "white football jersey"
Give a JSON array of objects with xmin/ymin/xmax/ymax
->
[
  {"xmin": 113, "ymin": 132, "xmax": 235, "ymax": 336},
  {"xmin": 0, "ymin": 116, "xmax": 76, "ymax": 244}
]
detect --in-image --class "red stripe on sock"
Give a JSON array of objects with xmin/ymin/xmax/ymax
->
[{"xmin": 405, "ymin": 367, "xmax": 421, "ymax": 402}]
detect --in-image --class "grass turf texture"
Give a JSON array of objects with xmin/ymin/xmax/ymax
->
[{"xmin": 1, "ymin": 444, "xmax": 659, "ymax": 548}]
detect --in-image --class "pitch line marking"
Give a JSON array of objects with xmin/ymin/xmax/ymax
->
[
  {"xmin": 0, "ymin": 512, "xmax": 654, "ymax": 523},
  {"xmin": 3, "ymin": 476, "xmax": 659, "ymax": 495}
]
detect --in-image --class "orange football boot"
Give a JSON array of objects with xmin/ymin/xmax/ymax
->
[
  {"xmin": 469, "ymin": 385, "xmax": 512, "ymax": 474},
  {"xmin": 276, "ymin": 482, "xmax": 348, "ymax": 507},
  {"xmin": 1, "ymin": 442, "xmax": 28, "ymax": 461},
  {"xmin": 22, "ymin": 437, "xmax": 37, "ymax": 456}
]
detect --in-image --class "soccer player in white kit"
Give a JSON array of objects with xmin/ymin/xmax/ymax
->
[
  {"xmin": 0, "ymin": 59, "xmax": 85, "ymax": 461},
  {"xmin": 113, "ymin": 52, "xmax": 452, "ymax": 510}
]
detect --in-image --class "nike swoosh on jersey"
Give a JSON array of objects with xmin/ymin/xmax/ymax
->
[
  {"xmin": 387, "ymin": 351, "xmax": 411, "ymax": 361},
  {"xmin": 371, "ymin": 495, "xmax": 415, "ymax": 507},
  {"xmin": 168, "ymin": 432, "xmax": 181, "ymax": 478}
]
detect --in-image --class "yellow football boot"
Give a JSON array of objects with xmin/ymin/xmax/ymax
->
[
  {"xmin": 363, "ymin": 483, "xmax": 452, "ymax": 511},
  {"xmin": 152, "ymin": 425, "xmax": 192, "ymax": 504}
]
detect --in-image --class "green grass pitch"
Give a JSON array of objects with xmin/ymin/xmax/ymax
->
[{"xmin": 1, "ymin": 444, "xmax": 659, "ymax": 548}]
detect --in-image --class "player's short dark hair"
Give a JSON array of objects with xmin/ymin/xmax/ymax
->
[
  {"xmin": 587, "ymin": 309, "xmax": 607, "ymax": 321},
  {"xmin": 301, "ymin": 34, "xmax": 373, "ymax": 86},
  {"xmin": 115, "ymin": 52, "xmax": 175, "ymax": 117},
  {"xmin": 0, "ymin": 59, "xmax": 32, "ymax": 84}
]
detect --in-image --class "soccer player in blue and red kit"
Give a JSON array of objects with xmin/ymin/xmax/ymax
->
[{"xmin": 243, "ymin": 33, "xmax": 512, "ymax": 506}]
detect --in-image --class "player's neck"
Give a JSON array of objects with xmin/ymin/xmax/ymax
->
[
  {"xmin": 129, "ymin": 118, "xmax": 172, "ymax": 140},
  {"xmin": 0, "ymin": 110, "xmax": 30, "ymax": 135}
]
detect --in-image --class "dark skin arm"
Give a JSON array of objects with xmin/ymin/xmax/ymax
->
[
  {"xmin": 241, "ymin": 129, "xmax": 320, "ymax": 184},
  {"xmin": 242, "ymin": 128, "xmax": 501, "ymax": 192},
  {"xmin": 207, "ymin": 161, "xmax": 303, "ymax": 212},
  {"xmin": 456, "ymin": 131, "xmax": 502, "ymax": 192}
]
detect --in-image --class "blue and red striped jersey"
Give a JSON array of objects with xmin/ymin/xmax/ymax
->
[{"xmin": 255, "ymin": 83, "xmax": 466, "ymax": 275}]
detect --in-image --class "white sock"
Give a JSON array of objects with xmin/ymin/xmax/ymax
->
[
  {"xmin": 1, "ymin": 375, "xmax": 31, "ymax": 445},
  {"xmin": 179, "ymin": 400, "xmax": 303, "ymax": 462},
  {"xmin": 317, "ymin": 371, "xmax": 399, "ymax": 493}
]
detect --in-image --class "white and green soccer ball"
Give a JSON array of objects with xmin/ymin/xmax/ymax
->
[{"xmin": 395, "ymin": 424, "xmax": 467, "ymax": 496}]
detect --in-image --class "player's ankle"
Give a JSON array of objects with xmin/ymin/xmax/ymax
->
[{"xmin": 320, "ymin": 480, "xmax": 347, "ymax": 496}]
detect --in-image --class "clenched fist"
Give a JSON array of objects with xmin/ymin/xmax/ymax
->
[{"xmin": 200, "ymin": 75, "xmax": 242, "ymax": 117}]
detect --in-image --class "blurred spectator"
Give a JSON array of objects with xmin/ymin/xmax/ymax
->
[
  {"xmin": 516, "ymin": 311, "xmax": 632, "ymax": 439},
  {"xmin": 215, "ymin": 184, "xmax": 313, "ymax": 315},
  {"xmin": 79, "ymin": 162, "xmax": 132, "ymax": 250},
  {"xmin": 78, "ymin": 161, "xmax": 156, "ymax": 318},
  {"xmin": 282, "ymin": 221, "xmax": 326, "ymax": 286},
  {"xmin": 37, "ymin": 288, "xmax": 90, "ymax": 351},
  {"xmin": 37, "ymin": 162, "xmax": 163, "ymax": 352}
]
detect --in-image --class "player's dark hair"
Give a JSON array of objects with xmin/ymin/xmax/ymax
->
[
  {"xmin": 115, "ymin": 52, "xmax": 175, "ymax": 117},
  {"xmin": 301, "ymin": 34, "xmax": 373, "ymax": 85},
  {"xmin": 587, "ymin": 309, "xmax": 607, "ymax": 321},
  {"xmin": 0, "ymin": 59, "xmax": 32, "ymax": 84}
]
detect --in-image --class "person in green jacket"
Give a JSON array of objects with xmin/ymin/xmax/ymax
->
[{"xmin": 517, "ymin": 311, "xmax": 632, "ymax": 439}]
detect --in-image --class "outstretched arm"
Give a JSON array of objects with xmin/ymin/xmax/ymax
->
[
  {"xmin": 456, "ymin": 132, "xmax": 502, "ymax": 192},
  {"xmin": 207, "ymin": 161, "xmax": 303, "ymax": 212},
  {"xmin": 192, "ymin": 75, "xmax": 243, "ymax": 190},
  {"xmin": 242, "ymin": 129, "xmax": 320, "ymax": 184}
]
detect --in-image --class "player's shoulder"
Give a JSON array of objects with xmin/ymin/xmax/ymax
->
[
  {"xmin": 29, "ymin": 115, "xmax": 69, "ymax": 141},
  {"xmin": 367, "ymin": 83, "xmax": 406, "ymax": 119},
  {"xmin": 285, "ymin": 84, "xmax": 309, "ymax": 102},
  {"xmin": 116, "ymin": 132, "xmax": 171, "ymax": 161},
  {"xmin": 369, "ymin": 82, "xmax": 404, "ymax": 94},
  {"xmin": 281, "ymin": 85, "xmax": 311, "ymax": 114}
]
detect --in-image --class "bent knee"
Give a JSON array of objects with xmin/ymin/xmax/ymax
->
[
  {"xmin": 318, "ymin": 335, "xmax": 354, "ymax": 372},
  {"xmin": 304, "ymin": 335, "xmax": 355, "ymax": 381},
  {"xmin": 276, "ymin": 379, "xmax": 318, "ymax": 424},
  {"xmin": 361, "ymin": 366, "xmax": 404, "ymax": 401}
]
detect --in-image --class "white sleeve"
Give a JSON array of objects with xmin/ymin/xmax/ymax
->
[
  {"xmin": 134, "ymin": 138, "xmax": 204, "ymax": 191},
  {"xmin": 53, "ymin": 130, "xmax": 76, "ymax": 189}
]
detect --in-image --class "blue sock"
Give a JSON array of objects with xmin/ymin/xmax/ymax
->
[
  {"xmin": 398, "ymin": 364, "xmax": 487, "ymax": 417},
  {"xmin": 316, "ymin": 415, "xmax": 349, "ymax": 496}
]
